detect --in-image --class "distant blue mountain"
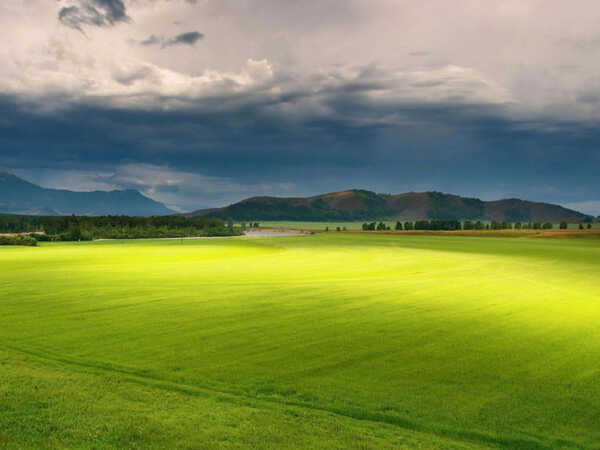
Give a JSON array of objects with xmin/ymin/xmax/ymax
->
[{"xmin": 0, "ymin": 172, "xmax": 173, "ymax": 216}]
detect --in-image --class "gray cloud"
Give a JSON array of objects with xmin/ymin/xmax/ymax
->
[
  {"xmin": 141, "ymin": 31, "xmax": 204, "ymax": 48},
  {"xmin": 3, "ymin": 0, "xmax": 600, "ymax": 212},
  {"xmin": 1, "ymin": 58, "xmax": 599, "ymax": 212},
  {"xmin": 58, "ymin": 0, "xmax": 130, "ymax": 31},
  {"xmin": 165, "ymin": 31, "xmax": 203, "ymax": 47}
]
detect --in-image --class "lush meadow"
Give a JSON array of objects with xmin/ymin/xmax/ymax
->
[{"xmin": 2, "ymin": 233, "xmax": 600, "ymax": 448}]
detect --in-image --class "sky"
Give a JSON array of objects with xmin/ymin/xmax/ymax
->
[{"xmin": 1, "ymin": 0, "xmax": 600, "ymax": 214}]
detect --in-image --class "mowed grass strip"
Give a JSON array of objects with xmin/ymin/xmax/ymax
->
[{"xmin": 1, "ymin": 234, "xmax": 600, "ymax": 448}]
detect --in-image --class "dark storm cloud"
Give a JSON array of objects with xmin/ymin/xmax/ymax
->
[
  {"xmin": 2, "ymin": 66, "xmax": 600, "ymax": 212},
  {"xmin": 58, "ymin": 0, "xmax": 130, "ymax": 31},
  {"xmin": 4, "ymin": 0, "xmax": 598, "ymax": 213},
  {"xmin": 140, "ymin": 31, "xmax": 204, "ymax": 48}
]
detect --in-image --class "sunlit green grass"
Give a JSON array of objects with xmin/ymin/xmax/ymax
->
[{"xmin": 2, "ymin": 234, "xmax": 600, "ymax": 448}]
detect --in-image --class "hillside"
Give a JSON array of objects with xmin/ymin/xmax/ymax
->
[
  {"xmin": 187, "ymin": 190, "xmax": 392, "ymax": 221},
  {"xmin": 187, "ymin": 189, "xmax": 590, "ymax": 222},
  {"xmin": 0, "ymin": 172, "xmax": 173, "ymax": 216}
]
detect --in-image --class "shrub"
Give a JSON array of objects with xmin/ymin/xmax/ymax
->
[{"xmin": 0, "ymin": 235, "xmax": 37, "ymax": 246}]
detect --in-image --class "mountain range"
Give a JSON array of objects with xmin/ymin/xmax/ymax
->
[
  {"xmin": 0, "ymin": 172, "xmax": 173, "ymax": 216},
  {"xmin": 1, "ymin": 172, "xmax": 591, "ymax": 221},
  {"xmin": 186, "ymin": 189, "xmax": 590, "ymax": 222}
]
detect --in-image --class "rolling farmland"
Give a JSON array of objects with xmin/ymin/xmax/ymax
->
[{"xmin": 2, "ymin": 233, "xmax": 600, "ymax": 449}]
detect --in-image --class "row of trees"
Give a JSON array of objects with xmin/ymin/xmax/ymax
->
[
  {"xmin": 362, "ymin": 222, "xmax": 392, "ymax": 231},
  {"xmin": 358, "ymin": 220, "xmax": 595, "ymax": 231},
  {"xmin": 0, "ymin": 215, "xmax": 242, "ymax": 241}
]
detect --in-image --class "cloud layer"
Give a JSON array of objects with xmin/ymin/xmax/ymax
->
[{"xmin": 1, "ymin": 0, "xmax": 600, "ymax": 214}]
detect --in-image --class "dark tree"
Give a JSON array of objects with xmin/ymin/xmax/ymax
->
[{"xmin": 0, "ymin": 215, "xmax": 238, "ymax": 241}]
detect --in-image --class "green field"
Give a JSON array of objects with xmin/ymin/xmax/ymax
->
[{"xmin": 2, "ymin": 234, "xmax": 600, "ymax": 449}]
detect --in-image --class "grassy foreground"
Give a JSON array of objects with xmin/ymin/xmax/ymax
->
[{"xmin": 2, "ymin": 234, "xmax": 600, "ymax": 449}]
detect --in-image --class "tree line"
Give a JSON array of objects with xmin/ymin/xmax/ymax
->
[
  {"xmin": 0, "ymin": 215, "xmax": 241, "ymax": 242},
  {"xmin": 360, "ymin": 220, "xmax": 593, "ymax": 231}
]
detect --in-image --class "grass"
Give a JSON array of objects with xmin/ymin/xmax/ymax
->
[{"xmin": 2, "ymin": 233, "xmax": 600, "ymax": 448}]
